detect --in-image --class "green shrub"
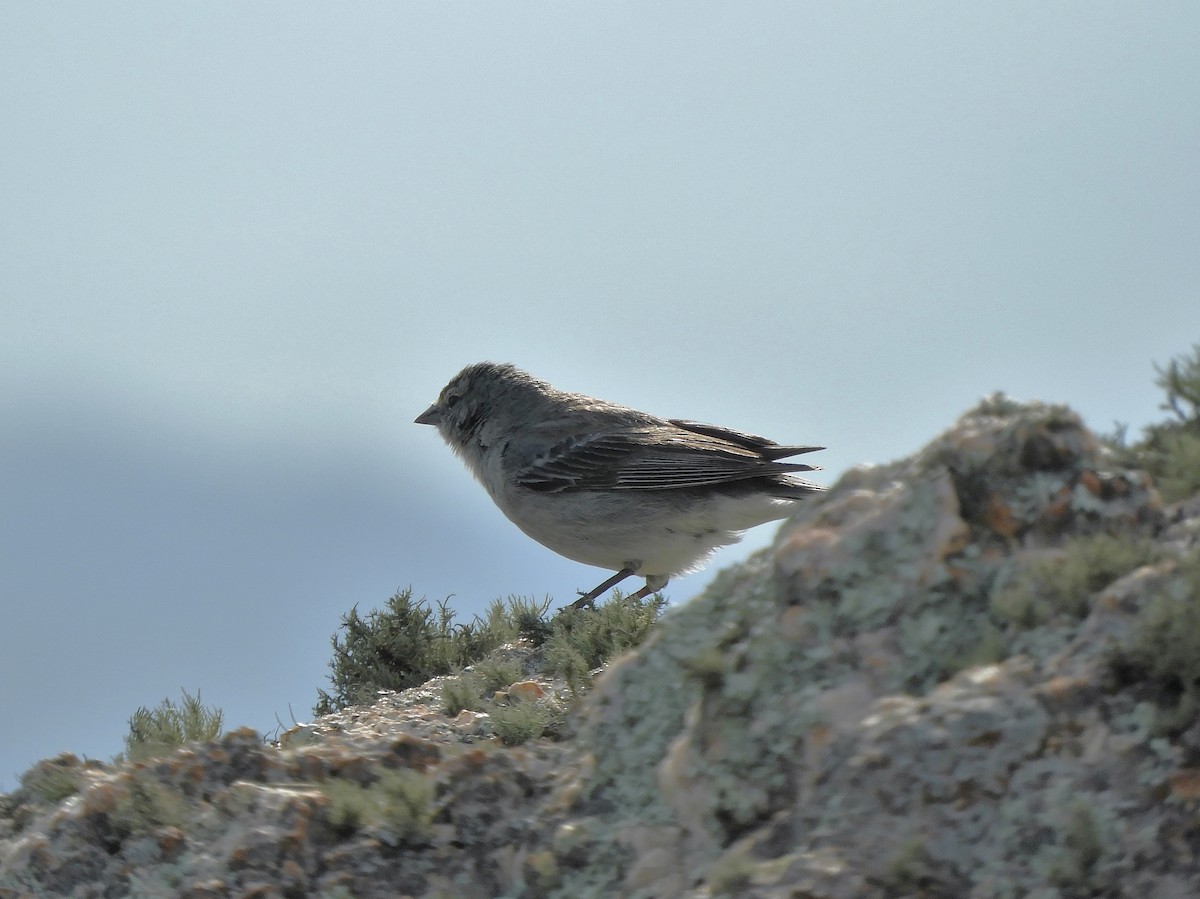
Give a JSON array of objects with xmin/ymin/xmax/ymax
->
[
  {"xmin": 507, "ymin": 596, "xmax": 555, "ymax": 646},
  {"xmin": 1153, "ymin": 430, "xmax": 1200, "ymax": 504},
  {"xmin": 490, "ymin": 700, "xmax": 558, "ymax": 746},
  {"xmin": 1156, "ymin": 342, "xmax": 1200, "ymax": 424},
  {"xmin": 16, "ymin": 755, "xmax": 83, "ymax": 805},
  {"xmin": 441, "ymin": 673, "xmax": 483, "ymax": 716},
  {"xmin": 321, "ymin": 769, "xmax": 433, "ymax": 842},
  {"xmin": 1108, "ymin": 549, "xmax": 1200, "ymax": 727},
  {"xmin": 991, "ymin": 534, "xmax": 1160, "ymax": 628},
  {"xmin": 1105, "ymin": 343, "xmax": 1200, "ymax": 503},
  {"xmin": 124, "ymin": 689, "xmax": 224, "ymax": 762},
  {"xmin": 316, "ymin": 591, "xmax": 555, "ymax": 715},
  {"xmin": 1044, "ymin": 799, "xmax": 1105, "ymax": 889},
  {"xmin": 316, "ymin": 591, "xmax": 462, "ymax": 713},
  {"xmin": 543, "ymin": 591, "xmax": 667, "ymax": 692},
  {"xmin": 316, "ymin": 590, "xmax": 664, "ymax": 714},
  {"xmin": 472, "ymin": 657, "xmax": 525, "ymax": 694},
  {"xmin": 707, "ymin": 848, "xmax": 756, "ymax": 896}
]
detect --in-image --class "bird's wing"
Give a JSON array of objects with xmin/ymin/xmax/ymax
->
[
  {"xmin": 669, "ymin": 419, "xmax": 825, "ymax": 461},
  {"xmin": 515, "ymin": 422, "xmax": 822, "ymax": 494}
]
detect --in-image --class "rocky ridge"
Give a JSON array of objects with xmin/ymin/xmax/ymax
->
[{"xmin": 3, "ymin": 395, "xmax": 1200, "ymax": 898}]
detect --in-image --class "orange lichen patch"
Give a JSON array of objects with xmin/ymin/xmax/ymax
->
[
  {"xmin": 155, "ymin": 825, "xmax": 186, "ymax": 859},
  {"xmin": 1040, "ymin": 487, "xmax": 1072, "ymax": 524},
  {"xmin": 385, "ymin": 734, "xmax": 442, "ymax": 771},
  {"xmin": 1107, "ymin": 475, "xmax": 1131, "ymax": 498},
  {"xmin": 778, "ymin": 605, "xmax": 812, "ymax": 641},
  {"xmin": 1168, "ymin": 769, "xmax": 1200, "ymax": 801},
  {"xmin": 778, "ymin": 527, "xmax": 838, "ymax": 554},
  {"xmin": 1032, "ymin": 675, "xmax": 1094, "ymax": 711},
  {"xmin": 1036, "ymin": 676, "xmax": 1082, "ymax": 699},
  {"xmin": 985, "ymin": 495, "xmax": 1021, "ymax": 538},
  {"xmin": 938, "ymin": 528, "xmax": 972, "ymax": 560},
  {"xmin": 81, "ymin": 781, "xmax": 119, "ymax": 816},
  {"xmin": 292, "ymin": 750, "xmax": 327, "ymax": 782},
  {"xmin": 508, "ymin": 681, "xmax": 546, "ymax": 702},
  {"xmin": 279, "ymin": 859, "xmax": 306, "ymax": 888},
  {"xmin": 283, "ymin": 810, "xmax": 311, "ymax": 851},
  {"xmin": 807, "ymin": 722, "xmax": 834, "ymax": 756},
  {"xmin": 454, "ymin": 748, "xmax": 493, "ymax": 769},
  {"xmin": 1079, "ymin": 469, "xmax": 1103, "ymax": 496}
]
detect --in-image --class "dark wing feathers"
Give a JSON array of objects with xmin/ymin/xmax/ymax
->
[
  {"xmin": 669, "ymin": 419, "xmax": 825, "ymax": 461},
  {"xmin": 517, "ymin": 423, "xmax": 823, "ymax": 494}
]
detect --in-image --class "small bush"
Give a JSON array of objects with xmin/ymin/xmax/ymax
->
[
  {"xmin": 472, "ymin": 657, "xmax": 525, "ymax": 694},
  {"xmin": 1156, "ymin": 342, "xmax": 1200, "ymax": 424},
  {"xmin": 316, "ymin": 592, "xmax": 554, "ymax": 715},
  {"xmin": 124, "ymin": 690, "xmax": 224, "ymax": 762},
  {"xmin": 1153, "ymin": 431, "xmax": 1200, "ymax": 504},
  {"xmin": 1045, "ymin": 800, "xmax": 1105, "ymax": 889},
  {"xmin": 441, "ymin": 674, "xmax": 482, "ymax": 716},
  {"xmin": 508, "ymin": 596, "xmax": 555, "ymax": 646},
  {"xmin": 543, "ymin": 591, "xmax": 667, "ymax": 692},
  {"xmin": 17, "ymin": 755, "xmax": 83, "ymax": 805},
  {"xmin": 316, "ymin": 591, "xmax": 462, "ymax": 713},
  {"xmin": 991, "ymin": 534, "xmax": 1160, "ymax": 628},
  {"xmin": 491, "ymin": 701, "xmax": 552, "ymax": 746},
  {"xmin": 317, "ymin": 590, "xmax": 664, "ymax": 714},
  {"xmin": 1105, "ymin": 343, "xmax": 1200, "ymax": 503},
  {"xmin": 964, "ymin": 391, "xmax": 1026, "ymax": 419},
  {"xmin": 1108, "ymin": 549, "xmax": 1200, "ymax": 727}
]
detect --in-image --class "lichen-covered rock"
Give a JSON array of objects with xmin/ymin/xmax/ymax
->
[{"xmin": 2, "ymin": 396, "xmax": 1197, "ymax": 899}]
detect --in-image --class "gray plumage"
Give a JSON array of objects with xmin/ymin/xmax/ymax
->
[{"xmin": 415, "ymin": 362, "xmax": 824, "ymax": 606}]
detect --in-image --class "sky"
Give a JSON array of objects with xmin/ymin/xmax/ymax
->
[{"xmin": 2, "ymin": 3, "xmax": 1198, "ymax": 789}]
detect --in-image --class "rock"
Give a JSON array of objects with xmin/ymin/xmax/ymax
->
[{"xmin": 2, "ymin": 396, "xmax": 1197, "ymax": 898}]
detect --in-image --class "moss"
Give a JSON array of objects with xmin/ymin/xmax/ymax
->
[
  {"xmin": 897, "ymin": 598, "xmax": 995, "ymax": 691},
  {"xmin": 1043, "ymin": 799, "xmax": 1105, "ymax": 889},
  {"xmin": 707, "ymin": 848, "xmax": 755, "ymax": 896},
  {"xmin": 110, "ymin": 773, "xmax": 188, "ymax": 838},
  {"xmin": 522, "ymin": 849, "xmax": 561, "ymax": 897},
  {"xmin": 878, "ymin": 835, "xmax": 939, "ymax": 894},
  {"xmin": 682, "ymin": 645, "xmax": 731, "ymax": 689},
  {"xmin": 321, "ymin": 769, "xmax": 434, "ymax": 842}
]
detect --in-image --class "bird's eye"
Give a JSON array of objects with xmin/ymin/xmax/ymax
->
[{"xmin": 445, "ymin": 392, "xmax": 461, "ymax": 409}]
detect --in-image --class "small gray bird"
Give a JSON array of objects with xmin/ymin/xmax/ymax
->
[{"xmin": 415, "ymin": 363, "xmax": 824, "ymax": 608}]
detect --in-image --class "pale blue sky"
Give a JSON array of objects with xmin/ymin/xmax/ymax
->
[{"xmin": 2, "ymin": 4, "xmax": 1198, "ymax": 787}]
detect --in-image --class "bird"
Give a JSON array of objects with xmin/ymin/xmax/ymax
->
[{"xmin": 415, "ymin": 362, "xmax": 824, "ymax": 608}]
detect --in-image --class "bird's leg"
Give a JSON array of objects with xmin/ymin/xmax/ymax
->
[
  {"xmin": 571, "ymin": 567, "xmax": 637, "ymax": 609},
  {"xmin": 630, "ymin": 574, "xmax": 669, "ymax": 601}
]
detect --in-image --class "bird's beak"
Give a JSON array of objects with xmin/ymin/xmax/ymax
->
[{"xmin": 415, "ymin": 404, "xmax": 441, "ymax": 426}]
